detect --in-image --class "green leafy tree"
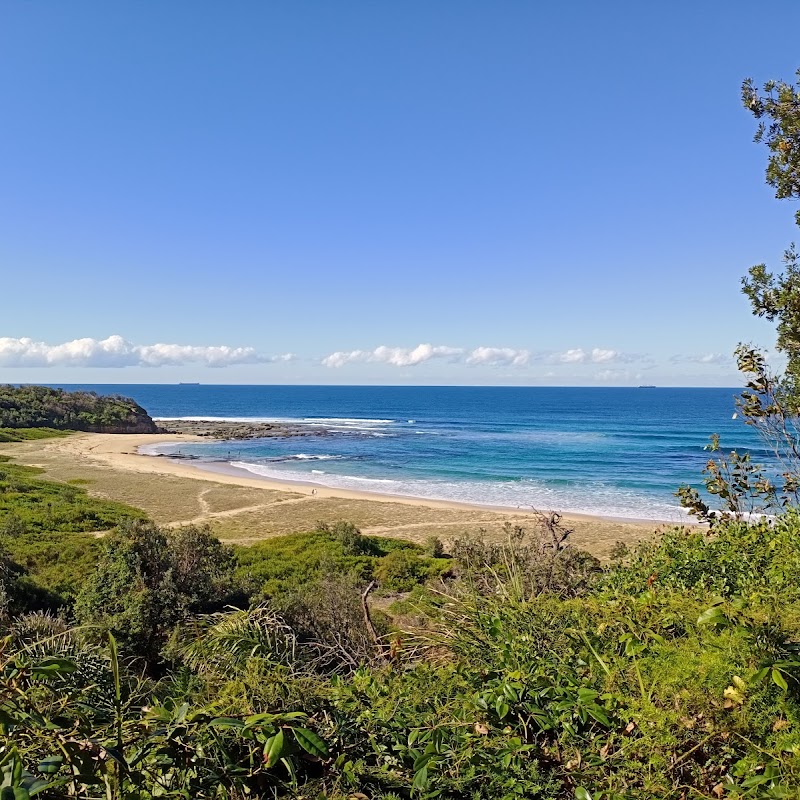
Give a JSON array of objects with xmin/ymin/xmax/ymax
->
[
  {"xmin": 679, "ymin": 70, "xmax": 800, "ymax": 519},
  {"xmin": 743, "ymin": 71, "xmax": 800, "ymax": 222},
  {"xmin": 75, "ymin": 520, "xmax": 236, "ymax": 665},
  {"xmin": 739, "ymin": 72, "xmax": 800, "ymax": 402}
]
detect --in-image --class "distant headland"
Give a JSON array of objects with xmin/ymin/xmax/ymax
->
[{"xmin": 0, "ymin": 385, "xmax": 158, "ymax": 434}]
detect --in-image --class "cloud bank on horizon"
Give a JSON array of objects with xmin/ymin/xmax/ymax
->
[
  {"xmin": 321, "ymin": 344, "xmax": 653, "ymax": 369},
  {"xmin": 0, "ymin": 335, "xmax": 738, "ymax": 380},
  {"xmin": 0, "ymin": 335, "xmax": 294, "ymax": 368},
  {"xmin": 321, "ymin": 344, "xmax": 464, "ymax": 368}
]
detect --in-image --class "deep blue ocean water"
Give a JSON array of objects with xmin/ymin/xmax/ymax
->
[{"xmin": 54, "ymin": 385, "xmax": 762, "ymax": 520}]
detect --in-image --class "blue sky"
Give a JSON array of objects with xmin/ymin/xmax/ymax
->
[{"xmin": 2, "ymin": 1, "xmax": 799, "ymax": 386}]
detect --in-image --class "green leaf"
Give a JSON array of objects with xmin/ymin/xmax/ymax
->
[
  {"xmin": 36, "ymin": 755, "xmax": 62, "ymax": 775},
  {"xmin": 772, "ymin": 668, "xmax": 789, "ymax": 692},
  {"xmin": 25, "ymin": 778, "xmax": 57, "ymax": 798},
  {"xmin": 585, "ymin": 704, "xmax": 612, "ymax": 727},
  {"xmin": 292, "ymin": 727, "xmax": 328, "ymax": 760},
  {"xmin": 495, "ymin": 697, "xmax": 510, "ymax": 719},
  {"xmin": 575, "ymin": 789, "xmax": 593, "ymax": 800},
  {"xmin": 107, "ymin": 633, "xmax": 121, "ymax": 704},
  {"xmin": 752, "ymin": 667, "xmax": 770, "ymax": 684},
  {"xmin": 174, "ymin": 702, "xmax": 190, "ymax": 724},
  {"xmin": 1, "ymin": 789, "xmax": 29, "ymax": 800},
  {"xmin": 697, "ymin": 606, "xmax": 728, "ymax": 627},
  {"xmin": 742, "ymin": 773, "xmax": 773, "ymax": 787},
  {"xmin": 277, "ymin": 712, "xmax": 307, "ymax": 721},
  {"xmin": 32, "ymin": 658, "xmax": 76, "ymax": 675},
  {"xmin": 577, "ymin": 688, "xmax": 599, "ymax": 703},
  {"xmin": 413, "ymin": 752, "xmax": 433, "ymax": 772},
  {"xmin": 208, "ymin": 717, "xmax": 245, "ymax": 729},
  {"xmin": 412, "ymin": 765, "xmax": 429, "ymax": 790},
  {"xmin": 245, "ymin": 712, "xmax": 278, "ymax": 727},
  {"xmin": 263, "ymin": 729, "xmax": 285, "ymax": 768}
]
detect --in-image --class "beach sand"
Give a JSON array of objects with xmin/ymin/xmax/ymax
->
[{"xmin": 0, "ymin": 432, "xmax": 676, "ymax": 558}]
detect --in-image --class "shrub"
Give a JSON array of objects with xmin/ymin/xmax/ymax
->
[
  {"xmin": 75, "ymin": 521, "xmax": 237, "ymax": 665},
  {"xmin": 374, "ymin": 549, "xmax": 428, "ymax": 592}
]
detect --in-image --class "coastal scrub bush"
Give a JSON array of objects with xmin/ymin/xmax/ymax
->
[
  {"xmin": 373, "ymin": 548, "xmax": 448, "ymax": 592},
  {"xmin": 318, "ymin": 519, "xmax": 377, "ymax": 555},
  {"xmin": 234, "ymin": 525, "xmax": 432, "ymax": 599},
  {"xmin": 0, "ymin": 629, "xmax": 331, "ymax": 798},
  {"xmin": 328, "ymin": 661, "xmax": 562, "ymax": 799},
  {"xmin": 0, "ymin": 456, "xmax": 147, "ymax": 612},
  {"xmin": 602, "ymin": 511, "xmax": 800, "ymax": 601},
  {"xmin": 277, "ymin": 572, "xmax": 388, "ymax": 672},
  {"xmin": 677, "ymin": 72, "xmax": 800, "ymax": 521},
  {"xmin": 75, "ymin": 520, "xmax": 238, "ymax": 665},
  {"xmin": 450, "ymin": 516, "xmax": 601, "ymax": 599},
  {"xmin": 424, "ymin": 534, "xmax": 445, "ymax": 557}
]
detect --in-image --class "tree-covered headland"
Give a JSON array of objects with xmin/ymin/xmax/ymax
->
[
  {"xmin": 0, "ymin": 385, "xmax": 158, "ymax": 434},
  {"xmin": 2, "ymin": 72, "xmax": 800, "ymax": 798}
]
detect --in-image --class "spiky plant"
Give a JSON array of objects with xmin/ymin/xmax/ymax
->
[{"xmin": 176, "ymin": 604, "xmax": 301, "ymax": 676}]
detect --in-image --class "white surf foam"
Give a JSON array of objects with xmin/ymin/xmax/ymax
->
[
  {"xmin": 288, "ymin": 454, "xmax": 344, "ymax": 461},
  {"xmin": 224, "ymin": 459, "xmax": 686, "ymax": 521}
]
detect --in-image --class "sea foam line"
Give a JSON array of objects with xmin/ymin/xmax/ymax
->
[
  {"xmin": 156, "ymin": 415, "xmax": 395, "ymax": 426},
  {"xmin": 224, "ymin": 459, "xmax": 687, "ymax": 521}
]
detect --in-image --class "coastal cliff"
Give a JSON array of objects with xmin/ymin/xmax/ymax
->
[{"xmin": 0, "ymin": 385, "xmax": 159, "ymax": 434}]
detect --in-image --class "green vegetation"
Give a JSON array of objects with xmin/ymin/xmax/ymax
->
[
  {"xmin": 737, "ymin": 72, "xmax": 800, "ymax": 404},
  {"xmin": 0, "ymin": 455, "xmax": 148, "ymax": 611},
  {"xmin": 0, "ymin": 385, "xmax": 158, "ymax": 432},
  {"xmin": 2, "ymin": 503, "xmax": 800, "ymax": 797},
  {"xmin": 0, "ymin": 428, "xmax": 70, "ymax": 443},
  {"xmin": 236, "ymin": 520, "xmax": 450, "ymax": 598},
  {"xmin": 0, "ymin": 455, "xmax": 145, "ymax": 537}
]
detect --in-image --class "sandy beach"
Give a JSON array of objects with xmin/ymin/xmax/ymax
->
[{"xmin": 0, "ymin": 432, "xmax": 672, "ymax": 558}]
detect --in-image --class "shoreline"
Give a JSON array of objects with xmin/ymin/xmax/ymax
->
[
  {"xmin": 187, "ymin": 456, "xmax": 680, "ymax": 525},
  {"xmin": 126, "ymin": 433, "xmax": 683, "ymax": 526},
  {"xmin": 0, "ymin": 432, "xmax": 670, "ymax": 557}
]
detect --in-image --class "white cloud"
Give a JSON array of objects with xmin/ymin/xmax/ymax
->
[
  {"xmin": 322, "ymin": 343, "xmax": 648, "ymax": 370},
  {"xmin": 559, "ymin": 348, "xmax": 588, "ymax": 363},
  {"xmin": 590, "ymin": 348, "xmax": 619, "ymax": 363},
  {"xmin": 0, "ymin": 335, "xmax": 293, "ymax": 368},
  {"xmin": 322, "ymin": 344, "xmax": 463, "ymax": 368},
  {"xmin": 557, "ymin": 347, "xmax": 628, "ymax": 364},
  {"xmin": 466, "ymin": 347, "xmax": 530, "ymax": 366},
  {"xmin": 320, "ymin": 350, "xmax": 368, "ymax": 368},
  {"xmin": 670, "ymin": 352, "xmax": 731, "ymax": 365}
]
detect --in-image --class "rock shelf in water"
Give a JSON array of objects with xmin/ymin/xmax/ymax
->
[{"xmin": 157, "ymin": 419, "xmax": 331, "ymax": 440}]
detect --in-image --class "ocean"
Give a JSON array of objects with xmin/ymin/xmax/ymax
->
[{"xmin": 54, "ymin": 384, "xmax": 762, "ymax": 521}]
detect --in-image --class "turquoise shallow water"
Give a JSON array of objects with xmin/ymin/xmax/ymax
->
[{"xmin": 57, "ymin": 385, "xmax": 762, "ymax": 520}]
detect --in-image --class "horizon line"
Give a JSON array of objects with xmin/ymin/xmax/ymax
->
[{"xmin": 4, "ymin": 382, "xmax": 747, "ymax": 390}]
